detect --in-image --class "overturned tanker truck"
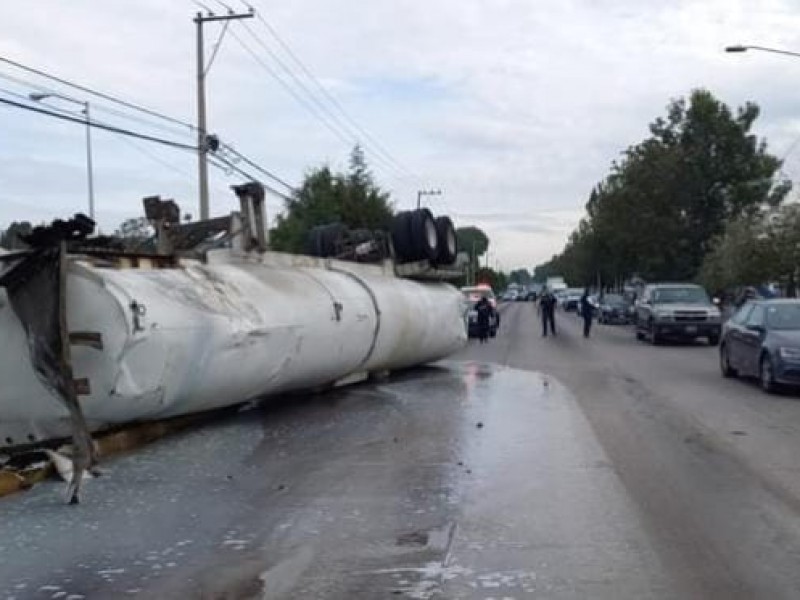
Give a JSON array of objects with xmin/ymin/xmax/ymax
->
[{"xmin": 0, "ymin": 183, "xmax": 467, "ymax": 502}]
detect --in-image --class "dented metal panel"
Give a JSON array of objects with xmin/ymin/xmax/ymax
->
[{"xmin": 0, "ymin": 248, "xmax": 467, "ymax": 450}]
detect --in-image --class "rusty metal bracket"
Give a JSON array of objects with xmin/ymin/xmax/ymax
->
[
  {"xmin": 73, "ymin": 378, "xmax": 91, "ymax": 396},
  {"xmin": 69, "ymin": 332, "xmax": 103, "ymax": 350}
]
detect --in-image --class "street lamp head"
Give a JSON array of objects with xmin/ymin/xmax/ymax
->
[
  {"xmin": 725, "ymin": 45, "xmax": 748, "ymax": 53},
  {"xmin": 28, "ymin": 92, "xmax": 50, "ymax": 101}
]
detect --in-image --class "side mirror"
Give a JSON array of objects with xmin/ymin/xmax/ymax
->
[
  {"xmin": 712, "ymin": 297, "xmax": 720, "ymax": 305},
  {"xmin": 746, "ymin": 323, "xmax": 765, "ymax": 334}
]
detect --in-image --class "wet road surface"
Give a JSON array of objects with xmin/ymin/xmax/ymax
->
[{"xmin": 3, "ymin": 303, "xmax": 800, "ymax": 598}]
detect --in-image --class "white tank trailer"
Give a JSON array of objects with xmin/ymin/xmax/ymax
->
[{"xmin": 0, "ymin": 184, "xmax": 466, "ymax": 455}]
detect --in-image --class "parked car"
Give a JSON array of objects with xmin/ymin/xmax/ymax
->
[
  {"xmin": 598, "ymin": 294, "xmax": 628, "ymax": 324},
  {"xmin": 500, "ymin": 290, "xmax": 519, "ymax": 302},
  {"xmin": 461, "ymin": 285, "xmax": 500, "ymax": 337},
  {"xmin": 635, "ymin": 283, "xmax": 721, "ymax": 345},
  {"xmin": 720, "ymin": 300, "xmax": 800, "ymax": 393}
]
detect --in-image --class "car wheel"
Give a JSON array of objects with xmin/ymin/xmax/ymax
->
[
  {"xmin": 760, "ymin": 354, "xmax": 778, "ymax": 394},
  {"xmin": 635, "ymin": 321, "xmax": 645, "ymax": 341},
  {"xmin": 708, "ymin": 334, "xmax": 720, "ymax": 347},
  {"xmin": 720, "ymin": 343, "xmax": 737, "ymax": 378}
]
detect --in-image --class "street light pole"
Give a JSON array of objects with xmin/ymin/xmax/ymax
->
[
  {"xmin": 29, "ymin": 92, "xmax": 95, "ymax": 220},
  {"xmin": 725, "ymin": 44, "xmax": 800, "ymax": 59},
  {"xmin": 84, "ymin": 101, "xmax": 95, "ymax": 221}
]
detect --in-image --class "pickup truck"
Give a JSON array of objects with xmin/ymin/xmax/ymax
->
[{"xmin": 635, "ymin": 283, "xmax": 722, "ymax": 345}]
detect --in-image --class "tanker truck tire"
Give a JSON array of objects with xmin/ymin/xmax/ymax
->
[
  {"xmin": 411, "ymin": 208, "xmax": 438, "ymax": 262},
  {"xmin": 391, "ymin": 211, "xmax": 415, "ymax": 262},
  {"xmin": 434, "ymin": 215, "xmax": 457, "ymax": 265}
]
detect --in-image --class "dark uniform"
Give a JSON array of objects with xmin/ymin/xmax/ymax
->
[
  {"xmin": 475, "ymin": 297, "xmax": 492, "ymax": 343},
  {"xmin": 539, "ymin": 291, "xmax": 557, "ymax": 337},
  {"xmin": 580, "ymin": 291, "xmax": 594, "ymax": 338}
]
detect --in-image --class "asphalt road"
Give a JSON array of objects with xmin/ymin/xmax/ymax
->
[{"xmin": 3, "ymin": 302, "xmax": 800, "ymax": 599}]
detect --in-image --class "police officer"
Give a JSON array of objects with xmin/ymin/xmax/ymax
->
[
  {"xmin": 580, "ymin": 289, "xmax": 594, "ymax": 338},
  {"xmin": 539, "ymin": 287, "xmax": 557, "ymax": 337}
]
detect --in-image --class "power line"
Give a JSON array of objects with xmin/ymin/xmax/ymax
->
[
  {"xmin": 235, "ymin": 17, "xmax": 411, "ymax": 180},
  {"xmin": 211, "ymin": 153, "xmax": 292, "ymax": 200},
  {"xmin": 1, "ymin": 55, "xmax": 295, "ymax": 195},
  {"xmin": 228, "ymin": 28, "xmax": 356, "ymax": 147},
  {"xmin": 0, "ymin": 69, "xmax": 196, "ymax": 140},
  {"xmin": 244, "ymin": 2, "xmax": 420, "ymax": 181},
  {"xmin": 219, "ymin": 144, "xmax": 295, "ymax": 191},
  {"xmin": 0, "ymin": 95, "xmax": 198, "ymax": 151},
  {"xmin": 0, "ymin": 54, "xmax": 196, "ymax": 132}
]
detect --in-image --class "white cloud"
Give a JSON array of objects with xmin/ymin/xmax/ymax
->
[{"xmin": 2, "ymin": 0, "xmax": 800, "ymax": 268}]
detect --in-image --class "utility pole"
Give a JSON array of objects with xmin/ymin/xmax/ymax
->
[
  {"xmin": 416, "ymin": 189, "xmax": 441, "ymax": 209},
  {"xmin": 194, "ymin": 8, "xmax": 254, "ymax": 220}
]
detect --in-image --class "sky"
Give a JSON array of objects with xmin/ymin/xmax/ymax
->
[{"xmin": 2, "ymin": 0, "xmax": 800, "ymax": 271}]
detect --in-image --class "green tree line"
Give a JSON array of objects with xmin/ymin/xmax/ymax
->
[{"xmin": 535, "ymin": 89, "xmax": 791, "ymax": 291}]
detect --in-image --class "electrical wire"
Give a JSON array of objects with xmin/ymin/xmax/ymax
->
[
  {"xmin": 219, "ymin": 144, "xmax": 295, "ymax": 191},
  {"xmin": 228, "ymin": 29, "xmax": 356, "ymax": 146},
  {"xmin": 0, "ymin": 69, "xmax": 196, "ymax": 140},
  {"xmin": 1, "ymin": 56, "xmax": 295, "ymax": 195},
  {"xmin": 0, "ymin": 95, "xmax": 198, "ymax": 151},
  {"xmin": 244, "ymin": 1, "xmax": 420, "ymax": 181},
  {"xmin": 211, "ymin": 153, "xmax": 292, "ymax": 200},
  {"xmin": 0, "ymin": 54, "xmax": 196, "ymax": 132},
  {"xmin": 236, "ymin": 19, "xmax": 410, "ymax": 180},
  {"xmin": 204, "ymin": 20, "xmax": 231, "ymax": 75}
]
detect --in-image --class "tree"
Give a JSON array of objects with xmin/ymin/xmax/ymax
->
[
  {"xmin": 475, "ymin": 267, "xmax": 507, "ymax": 292},
  {"xmin": 546, "ymin": 89, "xmax": 790, "ymax": 284},
  {"xmin": 270, "ymin": 145, "xmax": 394, "ymax": 253},
  {"xmin": 700, "ymin": 205, "xmax": 800, "ymax": 297},
  {"xmin": 508, "ymin": 268, "xmax": 531, "ymax": 285},
  {"xmin": 0, "ymin": 221, "xmax": 33, "ymax": 250},
  {"xmin": 114, "ymin": 217, "xmax": 155, "ymax": 252},
  {"xmin": 455, "ymin": 226, "xmax": 489, "ymax": 260}
]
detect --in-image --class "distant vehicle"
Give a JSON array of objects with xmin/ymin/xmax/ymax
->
[
  {"xmin": 524, "ymin": 290, "xmax": 538, "ymax": 301},
  {"xmin": 546, "ymin": 276, "xmax": 567, "ymax": 293},
  {"xmin": 720, "ymin": 300, "xmax": 800, "ymax": 393},
  {"xmin": 461, "ymin": 285, "xmax": 500, "ymax": 337},
  {"xmin": 500, "ymin": 289, "xmax": 519, "ymax": 302},
  {"xmin": 598, "ymin": 294, "xmax": 629, "ymax": 324},
  {"xmin": 635, "ymin": 283, "xmax": 721, "ymax": 345},
  {"xmin": 560, "ymin": 288, "xmax": 583, "ymax": 312}
]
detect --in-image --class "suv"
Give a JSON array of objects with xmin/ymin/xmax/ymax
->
[{"xmin": 635, "ymin": 283, "xmax": 721, "ymax": 345}]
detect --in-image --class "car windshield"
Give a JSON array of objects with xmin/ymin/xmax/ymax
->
[
  {"xmin": 766, "ymin": 304, "xmax": 800, "ymax": 330},
  {"xmin": 652, "ymin": 287, "xmax": 709, "ymax": 304}
]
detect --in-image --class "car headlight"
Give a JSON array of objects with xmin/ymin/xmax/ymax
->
[
  {"xmin": 655, "ymin": 309, "xmax": 672, "ymax": 320},
  {"xmin": 779, "ymin": 347, "xmax": 800, "ymax": 361},
  {"xmin": 707, "ymin": 308, "xmax": 721, "ymax": 321}
]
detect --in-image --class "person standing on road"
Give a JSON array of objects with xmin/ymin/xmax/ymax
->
[
  {"xmin": 475, "ymin": 296, "xmax": 492, "ymax": 343},
  {"xmin": 539, "ymin": 288, "xmax": 557, "ymax": 337},
  {"xmin": 580, "ymin": 289, "xmax": 594, "ymax": 338}
]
